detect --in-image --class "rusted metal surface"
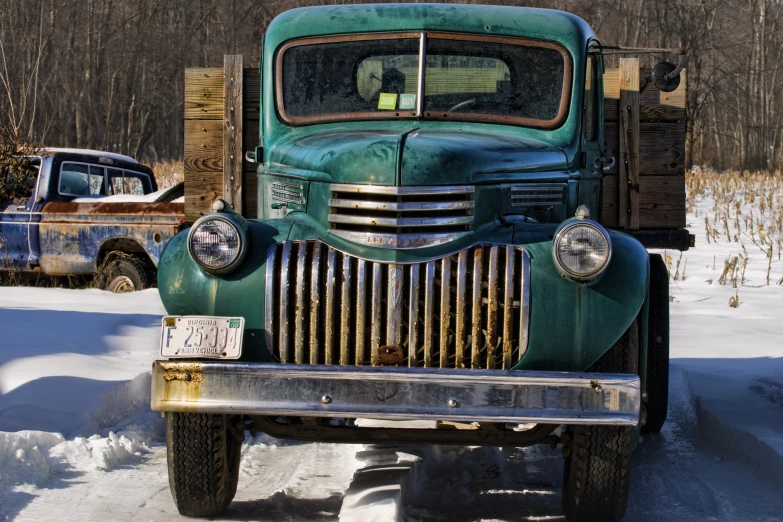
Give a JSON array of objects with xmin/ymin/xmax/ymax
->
[
  {"xmin": 150, "ymin": 361, "xmax": 642, "ymax": 426},
  {"xmin": 264, "ymin": 240, "xmax": 531, "ymax": 370},
  {"xmin": 378, "ymin": 344, "xmax": 404, "ymax": 366},
  {"xmin": 37, "ymin": 201, "xmax": 184, "ymax": 275}
]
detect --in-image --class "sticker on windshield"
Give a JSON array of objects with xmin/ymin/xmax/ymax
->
[
  {"xmin": 399, "ymin": 94, "xmax": 416, "ymax": 110},
  {"xmin": 378, "ymin": 93, "xmax": 398, "ymax": 110}
]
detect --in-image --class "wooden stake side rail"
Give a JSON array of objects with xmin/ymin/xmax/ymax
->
[
  {"xmin": 184, "ymin": 56, "xmax": 260, "ymax": 222},
  {"xmin": 600, "ymin": 58, "xmax": 687, "ymax": 229},
  {"xmin": 183, "ymin": 56, "xmax": 686, "ymax": 231}
]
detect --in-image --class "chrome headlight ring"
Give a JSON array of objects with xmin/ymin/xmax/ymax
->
[
  {"xmin": 552, "ymin": 219, "xmax": 612, "ymax": 282},
  {"xmin": 187, "ymin": 214, "xmax": 247, "ymax": 274}
]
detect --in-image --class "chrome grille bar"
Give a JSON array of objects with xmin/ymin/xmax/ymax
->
[
  {"xmin": 471, "ymin": 247, "xmax": 483, "ymax": 369},
  {"xmin": 355, "ymin": 259, "xmax": 367, "ymax": 366},
  {"xmin": 339, "ymin": 255, "xmax": 352, "ymax": 365},
  {"xmin": 324, "ymin": 248, "xmax": 336, "ymax": 364},
  {"xmin": 328, "ymin": 214, "xmax": 473, "ymax": 228},
  {"xmin": 294, "ymin": 243, "xmax": 307, "ymax": 364},
  {"xmin": 440, "ymin": 257, "xmax": 451, "ymax": 368},
  {"xmin": 329, "ymin": 199, "xmax": 474, "ymax": 212},
  {"xmin": 330, "ymin": 184, "xmax": 474, "ymax": 195},
  {"xmin": 264, "ymin": 241, "xmax": 530, "ymax": 371},
  {"xmin": 309, "ymin": 243, "xmax": 322, "ymax": 364},
  {"xmin": 502, "ymin": 246, "xmax": 515, "ymax": 369}
]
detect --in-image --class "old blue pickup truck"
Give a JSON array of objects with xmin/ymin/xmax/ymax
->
[{"xmin": 0, "ymin": 148, "xmax": 183, "ymax": 291}]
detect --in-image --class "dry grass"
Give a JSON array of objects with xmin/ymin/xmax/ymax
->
[
  {"xmin": 687, "ymin": 167, "xmax": 783, "ymax": 291},
  {"xmin": 149, "ymin": 160, "xmax": 183, "ymax": 189}
]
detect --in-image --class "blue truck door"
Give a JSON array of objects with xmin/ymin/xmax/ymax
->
[{"xmin": 0, "ymin": 158, "xmax": 42, "ymax": 270}]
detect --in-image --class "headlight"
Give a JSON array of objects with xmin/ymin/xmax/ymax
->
[
  {"xmin": 553, "ymin": 220, "xmax": 611, "ymax": 281},
  {"xmin": 187, "ymin": 215, "xmax": 247, "ymax": 273}
]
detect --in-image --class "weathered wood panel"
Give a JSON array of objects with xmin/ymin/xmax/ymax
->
[
  {"xmin": 604, "ymin": 69, "xmax": 686, "ymax": 107},
  {"xmin": 244, "ymin": 68, "xmax": 261, "ymax": 123},
  {"xmin": 184, "ymin": 119, "xmax": 223, "ymax": 173},
  {"xmin": 224, "ymin": 56, "xmax": 243, "ymax": 215},
  {"xmin": 603, "ymin": 122, "xmax": 686, "ymax": 176},
  {"xmin": 185, "ymin": 172, "xmax": 223, "ymax": 222},
  {"xmin": 184, "ymin": 68, "xmax": 224, "ymax": 120},
  {"xmin": 242, "ymin": 67, "xmax": 261, "ymax": 219},
  {"xmin": 602, "ymin": 175, "xmax": 685, "ymax": 229},
  {"xmin": 618, "ymin": 58, "xmax": 640, "ymax": 229}
]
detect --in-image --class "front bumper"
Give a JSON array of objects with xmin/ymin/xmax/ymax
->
[{"xmin": 151, "ymin": 361, "xmax": 641, "ymax": 426}]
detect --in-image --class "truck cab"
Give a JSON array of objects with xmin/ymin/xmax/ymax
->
[{"xmin": 152, "ymin": 5, "xmax": 684, "ymax": 521}]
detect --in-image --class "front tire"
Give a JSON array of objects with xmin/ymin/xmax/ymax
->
[
  {"xmin": 97, "ymin": 256, "xmax": 148, "ymax": 292},
  {"xmin": 562, "ymin": 320, "xmax": 638, "ymax": 522},
  {"xmin": 643, "ymin": 254, "xmax": 670, "ymax": 433},
  {"xmin": 166, "ymin": 412, "xmax": 242, "ymax": 518}
]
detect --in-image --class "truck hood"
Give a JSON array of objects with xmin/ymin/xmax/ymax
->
[{"xmin": 267, "ymin": 128, "xmax": 569, "ymax": 185}]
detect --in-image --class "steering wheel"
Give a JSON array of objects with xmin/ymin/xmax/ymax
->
[{"xmin": 447, "ymin": 98, "xmax": 477, "ymax": 112}]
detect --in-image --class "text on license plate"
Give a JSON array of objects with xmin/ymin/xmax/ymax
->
[{"xmin": 160, "ymin": 316, "xmax": 244, "ymax": 359}]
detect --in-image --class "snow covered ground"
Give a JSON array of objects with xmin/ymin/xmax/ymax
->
[{"xmin": 0, "ymin": 175, "xmax": 782, "ymax": 521}]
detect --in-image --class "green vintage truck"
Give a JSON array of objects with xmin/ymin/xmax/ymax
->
[{"xmin": 152, "ymin": 4, "xmax": 690, "ymax": 521}]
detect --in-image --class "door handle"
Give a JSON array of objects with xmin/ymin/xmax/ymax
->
[{"xmin": 595, "ymin": 156, "xmax": 616, "ymax": 171}]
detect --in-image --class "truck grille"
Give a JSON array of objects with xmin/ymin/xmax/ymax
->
[
  {"xmin": 264, "ymin": 240, "xmax": 530, "ymax": 370},
  {"xmin": 328, "ymin": 184, "xmax": 474, "ymax": 249}
]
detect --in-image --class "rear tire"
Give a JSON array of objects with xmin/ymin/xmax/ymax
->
[
  {"xmin": 562, "ymin": 320, "xmax": 638, "ymax": 522},
  {"xmin": 643, "ymin": 254, "xmax": 670, "ymax": 433},
  {"xmin": 97, "ymin": 256, "xmax": 148, "ymax": 292},
  {"xmin": 166, "ymin": 412, "xmax": 242, "ymax": 518}
]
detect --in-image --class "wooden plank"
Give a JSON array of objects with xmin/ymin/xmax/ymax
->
[
  {"xmin": 185, "ymin": 171, "xmax": 223, "ymax": 222},
  {"xmin": 185, "ymin": 68, "xmax": 223, "ymax": 120},
  {"xmin": 601, "ymin": 175, "xmax": 685, "ymax": 229},
  {"xmin": 604, "ymin": 68, "xmax": 686, "ymax": 107},
  {"xmin": 603, "ymin": 122, "xmax": 686, "ymax": 176},
  {"xmin": 223, "ymin": 56, "xmax": 243, "ymax": 215},
  {"xmin": 619, "ymin": 58, "xmax": 640, "ymax": 229},
  {"xmin": 184, "ymin": 119, "xmax": 222, "ymax": 173}
]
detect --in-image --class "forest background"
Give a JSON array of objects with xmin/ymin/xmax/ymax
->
[{"xmin": 1, "ymin": 0, "xmax": 781, "ymax": 171}]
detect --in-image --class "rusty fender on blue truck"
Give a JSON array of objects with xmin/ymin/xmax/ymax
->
[{"xmin": 39, "ymin": 201, "xmax": 183, "ymax": 275}]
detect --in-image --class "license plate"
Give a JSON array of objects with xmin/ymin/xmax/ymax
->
[{"xmin": 160, "ymin": 316, "xmax": 244, "ymax": 359}]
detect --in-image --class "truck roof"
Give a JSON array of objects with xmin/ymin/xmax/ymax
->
[
  {"xmin": 265, "ymin": 3, "xmax": 594, "ymax": 52},
  {"xmin": 40, "ymin": 148, "xmax": 139, "ymax": 165}
]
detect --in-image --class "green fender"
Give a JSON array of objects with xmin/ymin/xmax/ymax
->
[{"xmin": 157, "ymin": 216, "xmax": 649, "ymax": 371}]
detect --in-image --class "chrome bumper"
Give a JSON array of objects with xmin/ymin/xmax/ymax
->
[{"xmin": 151, "ymin": 361, "xmax": 641, "ymax": 426}]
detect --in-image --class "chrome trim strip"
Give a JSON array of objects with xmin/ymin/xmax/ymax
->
[
  {"xmin": 423, "ymin": 261, "xmax": 435, "ymax": 367},
  {"xmin": 370, "ymin": 263, "xmax": 383, "ymax": 365},
  {"xmin": 519, "ymin": 248, "xmax": 531, "ymax": 361},
  {"xmin": 309, "ymin": 243, "xmax": 322, "ymax": 364},
  {"xmin": 386, "ymin": 264, "xmax": 404, "ymax": 347},
  {"xmin": 486, "ymin": 245, "xmax": 499, "ymax": 369},
  {"xmin": 408, "ymin": 264, "xmax": 420, "ymax": 367},
  {"xmin": 324, "ymin": 248, "xmax": 336, "ymax": 364},
  {"xmin": 152, "ymin": 362, "xmax": 642, "ymax": 426},
  {"xmin": 340, "ymin": 255, "xmax": 352, "ymax": 365},
  {"xmin": 328, "ymin": 214, "xmax": 473, "ymax": 227},
  {"xmin": 329, "ymin": 230, "xmax": 472, "ymax": 250},
  {"xmin": 355, "ymin": 259, "xmax": 367, "ymax": 366},
  {"xmin": 329, "ymin": 198, "xmax": 474, "ymax": 211},
  {"xmin": 294, "ymin": 242, "xmax": 307, "ymax": 364},
  {"xmin": 440, "ymin": 257, "xmax": 451, "ymax": 368},
  {"xmin": 471, "ymin": 247, "xmax": 483, "ymax": 369},
  {"xmin": 502, "ymin": 246, "xmax": 515, "ymax": 369},
  {"xmin": 455, "ymin": 250, "xmax": 467, "ymax": 369},
  {"xmin": 330, "ymin": 183, "xmax": 474, "ymax": 195},
  {"xmin": 278, "ymin": 242, "xmax": 292, "ymax": 363}
]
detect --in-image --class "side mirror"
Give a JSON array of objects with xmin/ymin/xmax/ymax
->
[{"xmin": 652, "ymin": 61, "xmax": 681, "ymax": 93}]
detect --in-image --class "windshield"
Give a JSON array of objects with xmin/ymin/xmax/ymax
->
[{"xmin": 277, "ymin": 32, "xmax": 571, "ymax": 128}]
